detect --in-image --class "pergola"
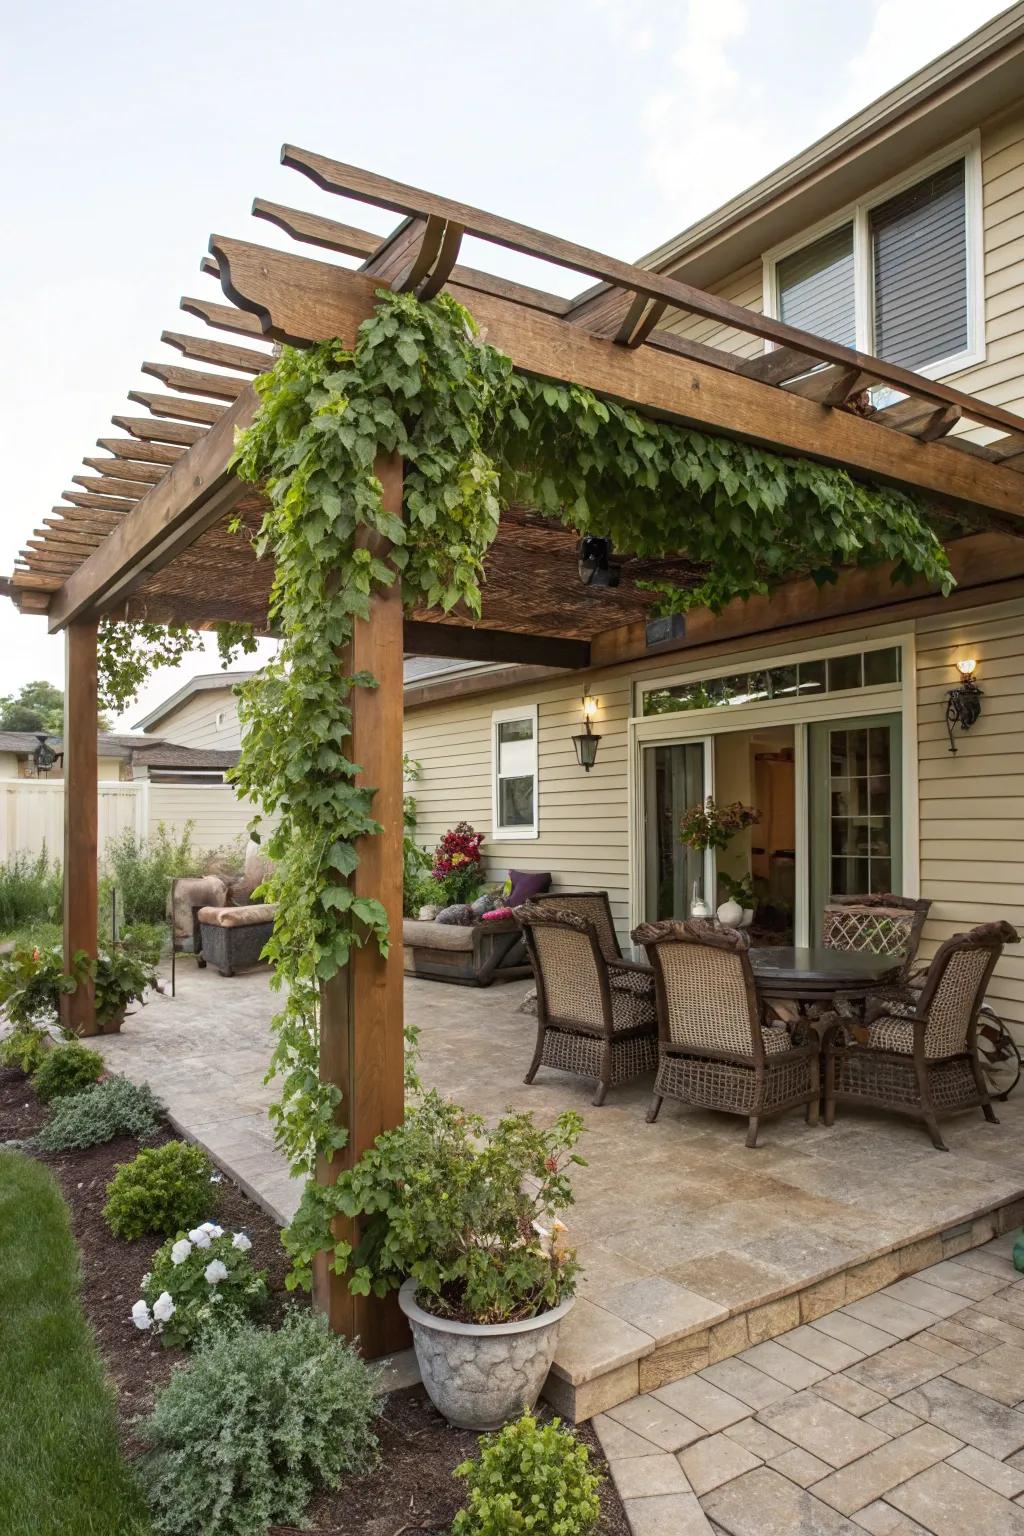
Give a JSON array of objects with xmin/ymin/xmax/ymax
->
[{"xmin": 8, "ymin": 145, "xmax": 1024, "ymax": 1353}]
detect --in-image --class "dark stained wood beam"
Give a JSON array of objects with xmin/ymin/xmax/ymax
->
[
  {"xmin": 127, "ymin": 391, "xmax": 226, "ymax": 426},
  {"xmin": 161, "ymin": 329, "xmax": 273, "ymax": 374},
  {"xmin": 111, "ymin": 415, "xmax": 207, "ymax": 447},
  {"xmin": 97, "ymin": 435, "xmax": 188, "ymax": 464},
  {"xmin": 180, "ymin": 294, "xmax": 266, "ymax": 337},
  {"xmin": 253, "ymin": 197, "xmax": 379, "ymax": 258},
  {"xmin": 71, "ymin": 474, "xmax": 149, "ymax": 501},
  {"xmin": 209, "ymin": 235, "xmax": 1024, "ymax": 525},
  {"xmin": 403, "ymin": 619, "xmax": 589, "ymax": 668},
  {"xmin": 48, "ymin": 387, "xmax": 260, "ymax": 632},
  {"xmin": 83, "ymin": 456, "xmax": 164, "ymax": 485},
  {"xmin": 62, "ymin": 491, "xmax": 139, "ymax": 512},
  {"xmin": 140, "ymin": 362, "xmax": 248, "ymax": 401},
  {"xmin": 784, "ymin": 365, "xmax": 878, "ymax": 406}
]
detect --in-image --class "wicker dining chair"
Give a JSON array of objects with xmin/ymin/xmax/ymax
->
[
  {"xmin": 514, "ymin": 903, "xmax": 658, "ymax": 1106},
  {"xmin": 823, "ymin": 894, "xmax": 931, "ymax": 969},
  {"xmin": 632, "ymin": 919, "xmax": 820, "ymax": 1148},
  {"xmin": 529, "ymin": 890, "xmax": 655, "ymax": 1005},
  {"xmin": 822, "ymin": 920, "xmax": 1018, "ymax": 1151}
]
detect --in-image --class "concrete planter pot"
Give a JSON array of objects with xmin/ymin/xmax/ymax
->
[{"xmin": 398, "ymin": 1278, "xmax": 574, "ymax": 1431}]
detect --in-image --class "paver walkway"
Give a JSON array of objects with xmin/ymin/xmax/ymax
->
[{"xmin": 595, "ymin": 1230, "xmax": 1024, "ymax": 1534}]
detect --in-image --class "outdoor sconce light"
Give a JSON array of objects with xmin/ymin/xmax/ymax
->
[
  {"xmin": 32, "ymin": 733, "xmax": 62, "ymax": 777},
  {"xmin": 571, "ymin": 694, "xmax": 602, "ymax": 772},
  {"xmin": 577, "ymin": 535, "xmax": 620, "ymax": 589},
  {"xmin": 945, "ymin": 658, "xmax": 982, "ymax": 753}
]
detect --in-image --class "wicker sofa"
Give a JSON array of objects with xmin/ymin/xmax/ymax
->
[
  {"xmin": 170, "ymin": 844, "xmax": 276, "ymax": 983},
  {"xmin": 402, "ymin": 915, "xmax": 530, "ymax": 986}
]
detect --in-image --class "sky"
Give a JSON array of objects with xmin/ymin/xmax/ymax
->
[{"xmin": 0, "ymin": 0, "xmax": 1012, "ymax": 730}]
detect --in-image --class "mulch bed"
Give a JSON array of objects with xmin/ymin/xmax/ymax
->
[{"xmin": 0, "ymin": 1066, "xmax": 629, "ymax": 1535}]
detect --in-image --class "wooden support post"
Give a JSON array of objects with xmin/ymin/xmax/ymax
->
[
  {"xmin": 314, "ymin": 453, "xmax": 407, "ymax": 1358},
  {"xmin": 62, "ymin": 621, "xmax": 98, "ymax": 1034}
]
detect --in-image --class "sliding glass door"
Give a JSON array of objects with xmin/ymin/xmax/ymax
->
[
  {"xmin": 808, "ymin": 713, "xmax": 902, "ymax": 939},
  {"xmin": 642, "ymin": 740, "xmax": 707, "ymax": 921}
]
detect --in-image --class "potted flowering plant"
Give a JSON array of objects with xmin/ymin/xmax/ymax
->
[
  {"xmin": 0, "ymin": 941, "xmax": 156, "ymax": 1035},
  {"xmin": 431, "ymin": 821, "xmax": 486, "ymax": 906},
  {"xmin": 131, "ymin": 1221, "xmax": 267, "ymax": 1348},
  {"xmin": 679, "ymin": 797, "xmax": 760, "ymax": 853},
  {"xmin": 320, "ymin": 1091, "xmax": 584, "ymax": 1429}
]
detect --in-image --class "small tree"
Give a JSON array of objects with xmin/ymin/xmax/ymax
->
[{"xmin": 0, "ymin": 679, "xmax": 111, "ymax": 733}]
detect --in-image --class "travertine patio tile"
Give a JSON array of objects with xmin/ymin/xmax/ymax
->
[
  {"xmin": 894, "ymin": 1376, "xmax": 1024, "ymax": 1458},
  {"xmin": 782, "ymin": 1323, "xmax": 864, "ymax": 1372},
  {"xmin": 814, "ymin": 1374, "xmax": 888, "ymax": 1417},
  {"xmin": 864, "ymin": 1404, "xmax": 922, "ymax": 1437},
  {"xmin": 652, "ymin": 1375, "xmax": 751, "ymax": 1432},
  {"xmin": 593, "ymin": 1413, "xmax": 663, "ymax": 1460},
  {"xmin": 813, "ymin": 1312, "xmax": 901, "ymax": 1357},
  {"xmin": 601, "ymin": 1275, "xmax": 728, "ymax": 1343},
  {"xmin": 704, "ymin": 1466, "xmax": 865, "ymax": 1534},
  {"xmin": 878, "ymin": 1277, "xmax": 971, "ymax": 1320},
  {"xmin": 664, "ymin": 1251, "xmax": 794, "ymax": 1309},
  {"xmin": 605, "ymin": 1395, "xmax": 706, "ymax": 1454},
  {"xmin": 811, "ymin": 1424, "xmax": 961, "ymax": 1516},
  {"xmin": 609, "ymin": 1453, "xmax": 690, "ymax": 1499},
  {"xmin": 700, "ymin": 1358, "xmax": 794, "ymax": 1410},
  {"xmin": 947, "ymin": 1443, "xmax": 1024, "ymax": 1498},
  {"xmin": 921, "ymin": 1315, "xmax": 1005, "ymax": 1356},
  {"xmin": 840, "ymin": 1294, "xmax": 936, "ymax": 1340},
  {"xmin": 757, "ymin": 1390, "xmax": 890, "ymax": 1468},
  {"xmin": 739, "ymin": 1339, "xmax": 830, "ymax": 1389},
  {"xmin": 921, "ymin": 1259, "xmax": 1010, "ymax": 1300},
  {"xmin": 852, "ymin": 1498, "xmax": 934, "ymax": 1534},
  {"xmin": 906, "ymin": 1329, "xmax": 972, "ymax": 1366},
  {"xmin": 950, "ymin": 1248, "xmax": 1018, "ymax": 1280},
  {"xmin": 678, "ymin": 1432, "xmax": 761, "ymax": 1495},
  {"xmin": 548, "ymin": 1299, "xmax": 653, "ymax": 1384},
  {"xmin": 958, "ymin": 1305, "xmax": 1024, "ymax": 1350},
  {"xmin": 768, "ymin": 1445, "xmax": 831, "ymax": 1486},
  {"xmin": 971, "ymin": 1287, "xmax": 1024, "ymax": 1331},
  {"xmin": 844, "ymin": 1341, "xmax": 949, "ymax": 1398},
  {"xmin": 887, "ymin": 1460, "xmax": 1024, "ymax": 1535},
  {"xmin": 622, "ymin": 1491, "xmax": 714, "ymax": 1535},
  {"xmin": 723, "ymin": 1417, "xmax": 795, "ymax": 1461},
  {"xmin": 947, "ymin": 1344, "xmax": 1024, "ymax": 1406}
]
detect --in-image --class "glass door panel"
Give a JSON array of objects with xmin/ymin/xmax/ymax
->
[
  {"xmin": 809, "ymin": 713, "xmax": 902, "ymax": 940},
  {"xmin": 643, "ymin": 741, "xmax": 706, "ymax": 921}
]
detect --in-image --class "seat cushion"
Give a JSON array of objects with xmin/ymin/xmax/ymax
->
[
  {"xmin": 198, "ymin": 903, "xmax": 277, "ymax": 929},
  {"xmin": 171, "ymin": 876, "xmax": 228, "ymax": 940},
  {"xmin": 402, "ymin": 918, "xmax": 474, "ymax": 952},
  {"xmin": 610, "ymin": 989, "xmax": 656, "ymax": 1032},
  {"xmin": 865, "ymin": 1015, "xmax": 916, "ymax": 1054},
  {"xmin": 761, "ymin": 1024, "xmax": 793, "ymax": 1055}
]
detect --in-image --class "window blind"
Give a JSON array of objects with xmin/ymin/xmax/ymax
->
[
  {"xmin": 777, "ymin": 223, "xmax": 856, "ymax": 346},
  {"xmin": 871, "ymin": 159, "xmax": 967, "ymax": 371}
]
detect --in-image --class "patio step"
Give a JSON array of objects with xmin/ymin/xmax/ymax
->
[{"xmin": 541, "ymin": 1194, "xmax": 1024, "ymax": 1422}]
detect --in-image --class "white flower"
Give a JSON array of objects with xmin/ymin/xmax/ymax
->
[
  {"xmin": 188, "ymin": 1227, "xmax": 212, "ymax": 1249},
  {"xmin": 152, "ymin": 1291, "xmax": 176, "ymax": 1323},
  {"xmin": 200, "ymin": 1222, "xmax": 224, "ymax": 1239},
  {"xmin": 232, "ymin": 1232, "xmax": 252, "ymax": 1252},
  {"xmin": 140, "ymin": 1272, "xmax": 152, "ymax": 1289},
  {"xmin": 170, "ymin": 1239, "xmax": 193, "ymax": 1265},
  {"xmin": 205, "ymin": 1259, "xmax": 229, "ymax": 1285},
  {"xmin": 131, "ymin": 1300, "xmax": 152, "ymax": 1331}
]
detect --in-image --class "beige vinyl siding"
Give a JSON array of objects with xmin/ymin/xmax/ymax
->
[
  {"xmin": 915, "ymin": 596, "xmax": 1024, "ymax": 1030},
  {"xmin": 660, "ymin": 260, "xmax": 764, "ymax": 359},
  {"xmin": 145, "ymin": 783, "xmax": 256, "ymax": 852},
  {"xmin": 150, "ymin": 689, "xmax": 242, "ymax": 749}
]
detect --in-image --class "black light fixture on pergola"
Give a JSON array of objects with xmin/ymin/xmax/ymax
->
[{"xmin": 7, "ymin": 145, "xmax": 1024, "ymax": 1358}]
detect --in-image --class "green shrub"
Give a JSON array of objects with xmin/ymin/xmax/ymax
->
[
  {"xmin": 0, "ymin": 848, "xmax": 62, "ymax": 935},
  {"xmin": 117, "ymin": 922, "xmax": 166, "ymax": 967},
  {"xmin": 33, "ymin": 1077, "xmax": 163, "ymax": 1153},
  {"xmin": 103, "ymin": 821, "xmax": 199, "ymax": 925},
  {"xmin": 140, "ymin": 1309, "xmax": 380, "ymax": 1536},
  {"xmin": 0, "ymin": 1023, "xmax": 52, "ymax": 1075},
  {"xmin": 104, "ymin": 1141, "xmax": 213, "ymax": 1241},
  {"xmin": 135, "ymin": 1224, "xmax": 268, "ymax": 1347},
  {"xmin": 453, "ymin": 1414, "xmax": 602, "ymax": 1536},
  {"xmin": 0, "ymin": 942, "xmax": 77, "ymax": 1027},
  {"xmin": 33, "ymin": 1041, "xmax": 105, "ymax": 1103}
]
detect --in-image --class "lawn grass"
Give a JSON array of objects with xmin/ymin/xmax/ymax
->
[{"xmin": 0, "ymin": 1149, "xmax": 151, "ymax": 1536}]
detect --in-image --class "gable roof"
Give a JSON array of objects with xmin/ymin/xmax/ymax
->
[{"xmin": 133, "ymin": 670, "xmax": 257, "ymax": 732}]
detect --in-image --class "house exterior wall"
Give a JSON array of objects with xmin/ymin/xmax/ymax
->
[
  {"xmin": 0, "ymin": 753, "xmax": 125, "ymax": 782},
  {"xmin": 146, "ymin": 688, "xmax": 243, "ymax": 749},
  {"xmin": 405, "ymin": 594, "xmax": 1024, "ymax": 1033}
]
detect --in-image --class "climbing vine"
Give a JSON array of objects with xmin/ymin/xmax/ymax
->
[
  {"xmin": 100, "ymin": 288, "xmax": 954, "ymax": 1286},
  {"xmin": 96, "ymin": 619, "xmax": 258, "ymax": 714}
]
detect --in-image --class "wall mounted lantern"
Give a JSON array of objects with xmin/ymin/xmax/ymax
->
[
  {"xmin": 945, "ymin": 658, "xmax": 982, "ymax": 753},
  {"xmin": 32, "ymin": 733, "xmax": 62, "ymax": 777},
  {"xmin": 571, "ymin": 694, "xmax": 602, "ymax": 772}
]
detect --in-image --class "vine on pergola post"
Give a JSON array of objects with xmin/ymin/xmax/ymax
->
[{"xmin": 98, "ymin": 288, "xmax": 953, "ymax": 1287}]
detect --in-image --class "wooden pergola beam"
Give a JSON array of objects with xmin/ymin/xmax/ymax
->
[
  {"xmin": 61, "ymin": 623, "xmax": 98, "ymax": 1034},
  {"xmin": 140, "ymin": 362, "xmax": 248, "ymax": 401},
  {"xmin": 210, "ymin": 235, "xmax": 1024, "ymax": 525},
  {"xmin": 161, "ymin": 329, "xmax": 273, "ymax": 374},
  {"xmin": 403, "ymin": 620, "xmax": 590, "ymax": 668},
  {"xmin": 127, "ymin": 391, "xmax": 226, "ymax": 426},
  {"xmin": 83, "ymin": 456, "xmax": 165, "ymax": 485},
  {"xmin": 179, "ymin": 294, "xmax": 265, "ymax": 337},
  {"xmin": 97, "ymin": 436, "xmax": 188, "ymax": 465},
  {"xmin": 71, "ymin": 474, "xmax": 149, "ymax": 501}
]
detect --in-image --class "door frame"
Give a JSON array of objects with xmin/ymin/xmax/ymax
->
[{"xmin": 627, "ymin": 629, "xmax": 918, "ymax": 942}]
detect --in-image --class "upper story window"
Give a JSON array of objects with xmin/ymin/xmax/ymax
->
[
  {"xmin": 492, "ymin": 705, "xmax": 538, "ymax": 839},
  {"xmin": 767, "ymin": 141, "xmax": 980, "ymax": 380}
]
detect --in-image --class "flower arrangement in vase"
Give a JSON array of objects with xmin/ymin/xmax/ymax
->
[
  {"xmin": 431, "ymin": 821, "xmax": 486, "ymax": 906},
  {"xmin": 680, "ymin": 798, "xmax": 760, "ymax": 924}
]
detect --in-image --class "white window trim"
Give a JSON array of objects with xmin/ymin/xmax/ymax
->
[
  {"xmin": 762, "ymin": 133, "xmax": 985, "ymax": 381},
  {"xmin": 491, "ymin": 703, "xmax": 539, "ymax": 840}
]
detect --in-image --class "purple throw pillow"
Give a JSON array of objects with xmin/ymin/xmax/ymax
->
[{"xmin": 507, "ymin": 869, "xmax": 551, "ymax": 907}]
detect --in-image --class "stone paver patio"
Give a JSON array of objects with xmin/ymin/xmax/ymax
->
[
  {"xmin": 594, "ymin": 1230, "xmax": 1024, "ymax": 1534},
  {"xmin": 97, "ymin": 963, "xmax": 1024, "ymax": 1427}
]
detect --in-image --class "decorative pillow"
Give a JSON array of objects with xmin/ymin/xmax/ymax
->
[
  {"xmin": 507, "ymin": 869, "xmax": 552, "ymax": 907},
  {"xmin": 418, "ymin": 903, "xmax": 440, "ymax": 922},
  {"xmin": 469, "ymin": 893, "xmax": 495, "ymax": 919},
  {"xmin": 226, "ymin": 876, "xmax": 258, "ymax": 907},
  {"xmin": 435, "ymin": 904, "xmax": 473, "ymax": 926},
  {"xmin": 482, "ymin": 906, "xmax": 514, "ymax": 922}
]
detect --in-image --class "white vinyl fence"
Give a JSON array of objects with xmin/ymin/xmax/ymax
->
[{"xmin": 0, "ymin": 781, "xmax": 258, "ymax": 865}]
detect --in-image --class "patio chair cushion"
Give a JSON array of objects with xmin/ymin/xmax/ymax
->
[
  {"xmin": 609, "ymin": 988, "xmax": 656, "ymax": 1032},
  {"xmin": 170, "ymin": 876, "xmax": 229, "ymax": 941},
  {"xmin": 760, "ymin": 1024, "xmax": 793, "ymax": 1055},
  {"xmin": 198, "ymin": 903, "xmax": 277, "ymax": 928},
  {"xmin": 401, "ymin": 918, "xmax": 475, "ymax": 952},
  {"xmin": 507, "ymin": 869, "xmax": 552, "ymax": 906}
]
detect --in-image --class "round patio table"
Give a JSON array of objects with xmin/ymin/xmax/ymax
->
[{"xmin": 749, "ymin": 945, "xmax": 902, "ymax": 1006}]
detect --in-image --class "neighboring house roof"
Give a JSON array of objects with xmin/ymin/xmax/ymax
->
[
  {"xmin": 133, "ymin": 670, "xmax": 257, "ymax": 732},
  {"xmin": 0, "ymin": 730, "xmax": 239, "ymax": 771},
  {"xmin": 402, "ymin": 657, "xmax": 504, "ymax": 686}
]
